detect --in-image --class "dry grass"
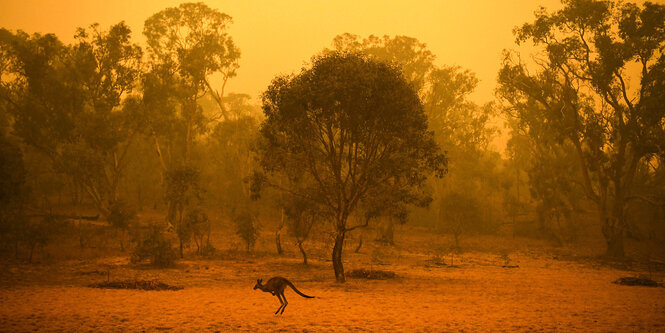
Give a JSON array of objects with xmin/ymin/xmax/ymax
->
[{"xmin": 1, "ymin": 215, "xmax": 664, "ymax": 332}]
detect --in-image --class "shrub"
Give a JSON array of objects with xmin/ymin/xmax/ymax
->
[
  {"xmin": 107, "ymin": 200, "xmax": 137, "ymax": 230},
  {"xmin": 131, "ymin": 224, "xmax": 177, "ymax": 267},
  {"xmin": 234, "ymin": 211, "xmax": 259, "ymax": 252},
  {"xmin": 107, "ymin": 200, "xmax": 137, "ymax": 251},
  {"xmin": 185, "ymin": 208, "xmax": 214, "ymax": 256}
]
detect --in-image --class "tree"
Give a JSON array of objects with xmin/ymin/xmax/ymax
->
[
  {"xmin": 328, "ymin": 34, "xmax": 494, "ymax": 149},
  {"xmin": 186, "ymin": 208, "xmax": 212, "ymax": 255},
  {"xmin": 439, "ymin": 191, "xmax": 481, "ymax": 249},
  {"xmin": 234, "ymin": 209, "xmax": 259, "ymax": 253},
  {"xmin": 330, "ymin": 34, "xmax": 435, "ymax": 94},
  {"xmin": 330, "ymin": 34, "xmax": 499, "ymax": 239},
  {"xmin": 256, "ymin": 52, "xmax": 446, "ymax": 282},
  {"xmin": 143, "ymin": 3, "xmax": 242, "ymax": 238},
  {"xmin": 165, "ymin": 166, "xmax": 203, "ymax": 258},
  {"xmin": 204, "ymin": 94, "xmax": 262, "ymax": 212},
  {"xmin": 0, "ymin": 135, "xmax": 27, "ymax": 254},
  {"xmin": 505, "ymin": 125, "xmax": 585, "ymax": 243},
  {"xmin": 283, "ymin": 196, "xmax": 319, "ymax": 265},
  {"xmin": 0, "ymin": 23, "xmax": 143, "ymax": 219},
  {"xmin": 144, "ymin": 2, "xmax": 240, "ymax": 162},
  {"xmin": 107, "ymin": 200, "xmax": 138, "ymax": 251},
  {"xmin": 498, "ymin": 0, "xmax": 665, "ymax": 257}
]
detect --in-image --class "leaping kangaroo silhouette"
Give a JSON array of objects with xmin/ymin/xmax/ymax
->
[{"xmin": 253, "ymin": 277, "xmax": 314, "ymax": 315}]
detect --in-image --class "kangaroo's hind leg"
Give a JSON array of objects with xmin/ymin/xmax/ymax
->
[
  {"xmin": 274, "ymin": 293, "xmax": 285, "ymax": 315},
  {"xmin": 279, "ymin": 292, "xmax": 288, "ymax": 315}
]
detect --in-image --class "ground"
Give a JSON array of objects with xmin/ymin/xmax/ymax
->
[{"xmin": 1, "ymin": 226, "xmax": 664, "ymax": 332}]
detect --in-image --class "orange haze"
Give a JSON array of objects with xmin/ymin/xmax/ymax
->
[{"xmin": 0, "ymin": 0, "xmax": 570, "ymax": 105}]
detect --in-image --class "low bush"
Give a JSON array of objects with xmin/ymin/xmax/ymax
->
[{"xmin": 130, "ymin": 224, "xmax": 177, "ymax": 267}]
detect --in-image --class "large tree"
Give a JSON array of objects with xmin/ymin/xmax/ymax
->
[
  {"xmin": 498, "ymin": 0, "xmax": 665, "ymax": 256},
  {"xmin": 329, "ymin": 34, "xmax": 498, "ymax": 240},
  {"xmin": 143, "ymin": 2, "xmax": 240, "ymax": 164},
  {"xmin": 256, "ymin": 52, "xmax": 446, "ymax": 282},
  {"xmin": 143, "ymin": 3, "xmax": 241, "ymax": 248},
  {"xmin": 0, "ymin": 23, "xmax": 143, "ymax": 218}
]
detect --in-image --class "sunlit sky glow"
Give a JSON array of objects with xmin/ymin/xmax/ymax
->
[{"xmin": 1, "ymin": 0, "xmax": 576, "ymax": 104}]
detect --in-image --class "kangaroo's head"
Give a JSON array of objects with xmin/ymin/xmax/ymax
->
[{"xmin": 253, "ymin": 279, "xmax": 263, "ymax": 290}]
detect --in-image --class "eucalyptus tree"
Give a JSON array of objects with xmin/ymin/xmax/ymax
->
[
  {"xmin": 0, "ymin": 22, "xmax": 143, "ymax": 219},
  {"xmin": 330, "ymin": 34, "xmax": 498, "ymax": 238},
  {"xmin": 143, "ymin": 2, "xmax": 240, "ymax": 163},
  {"xmin": 143, "ymin": 3, "xmax": 241, "ymax": 250},
  {"xmin": 498, "ymin": 0, "xmax": 665, "ymax": 256},
  {"xmin": 256, "ymin": 52, "xmax": 446, "ymax": 282}
]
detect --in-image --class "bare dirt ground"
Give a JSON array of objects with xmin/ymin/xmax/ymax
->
[{"xmin": 1, "ymin": 227, "xmax": 664, "ymax": 332}]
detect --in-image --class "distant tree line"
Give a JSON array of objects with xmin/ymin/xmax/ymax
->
[{"xmin": 0, "ymin": 0, "xmax": 664, "ymax": 277}]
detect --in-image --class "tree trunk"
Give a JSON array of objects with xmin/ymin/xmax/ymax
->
[
  {"xmin": 605, "ymin": 231, "xmax": 625, "ymax": 258},
  {"xmin": 119, "ymin": 231, "xmax": 125, "ymax": 252},
  {"xmin": 275, "ymin": 231, "xmax": 283, "ymax": 255},
  {"xmin": 275, "ymin": 209, "xmax": 284, "ymax": 255},
  {"xmin": 382, "ymin": 218, "xmax": 395, "ymax": 245},
  {"xmin": 28, "ymin": 243, "xmax": 35, "ymax": 263},
  {"xmin": 332, "ymin": 230, "xmax": 346, "ymax": 283},
  {"xmin": 136, "ymin": 183, "xmax": 143, "ymax": 212},
  {"xmin": 355, "ymin": 234, "xmax": 363, "ymax": 253},
  {"xmin": 602, "ymin": 209, "xmax": 626, "ymax": 258},
  {"xmin": 298, "ymin": 241, "xmax": 308, "ymax": 265},
  {"xmin": 603, "ymin": 218, "xmax": 625, "ymax": 258}
]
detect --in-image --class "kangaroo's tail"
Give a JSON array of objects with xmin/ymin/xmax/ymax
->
[{"xmin": 286, "ymin": 280, "xmax": 315, "ymax": 298}]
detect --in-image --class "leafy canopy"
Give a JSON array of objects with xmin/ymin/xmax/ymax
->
[{"xmin": 259, "ymin": 52, "xmax": 447, "ymax": 227}]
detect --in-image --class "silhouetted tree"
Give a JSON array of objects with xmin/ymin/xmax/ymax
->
[
  {"xmin": 234, "ymin": 210, "xmax": 259, "ymax": 252},
  {"xmin": 439, "ymin": 191, "xmax": 481, "ymax": 249},
  {"xmin": 143, "ymin": 3, "xmax": 242, "ymax": 238},
  {"xmin": 165, "ymin": 166, "xmax": 203, "ymax": 258},
  {"xmin": 330, "ymin": 34, "xmax": 499, "ymax": 238},
  {"xmin": 0, "ymin": 23, "xmax": 143, "ymax": 220},
  {"xmin": 283, "ymin": 196, "xmax": 319, "ymax": 265},
  {"xmin": 498, "ymin": 0, "xmax": 665, "ymax": 257},
  {"xmin": 256, "ymin": 52, "xmax": 446, "ymax": 282},
  {"xmin": 144, "ymin": 2, "xmax": 240, "ymax": 163},
  {"xmin": 0, "ymin": 135, "xmax": 27, "ymax": 255},
  {"xmin": 107, "ymin": 200, "xmax": 138, "ymax": 251}
]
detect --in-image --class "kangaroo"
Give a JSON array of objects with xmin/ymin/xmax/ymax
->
[{"xmin": 253, "ymin": 277, "xmax": 314, "ymax": 315}]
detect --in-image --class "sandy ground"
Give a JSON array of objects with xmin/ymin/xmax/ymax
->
[{"xmin": 1, "ymin": 251, "xmax": 664, "ymax": 332}]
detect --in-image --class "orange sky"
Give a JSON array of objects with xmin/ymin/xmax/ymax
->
[{"xmin": 0, "ymin": 0, "xmax": 575, "ymax": 105}]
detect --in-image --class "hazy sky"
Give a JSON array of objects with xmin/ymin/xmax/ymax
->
[{"xmin": 0, "ymin": 0, "xmax": 576, "ymax": 105}]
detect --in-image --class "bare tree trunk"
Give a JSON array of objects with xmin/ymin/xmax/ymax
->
[
  {"xmin": 332, "ymin": 230, "xmax": 346, "ymax": 282},
  {"xmin": 298, "ymin": 241, "xmax": 308, "ymax": 265},
  {"xmin": 119, "ymin": 229, "xmax": 125, "ymax": 251},
  {"xmin": 136, "ymin": 183, "xmax": 142, "ymax": 212},
  {"xmin": 601, "ymin": 198, "xmax": 627, "ymax": 258},
  {"xmin": 383, "ymin": 218, "xmax": 395, "ymax": 245},
  {"xmin": 603, "ymin": 215, "xmax": 626, "ymax": 258},
  {"xmin": 354, "ymin": 234, "xmax": 363, "ymax": 253},
  {"xmin": 275, "ymin": 209, "xmax": 284, "ymax": 255},
  {"xmin": 28, "ymin": 243, "xmax": 35, "ymax": 263}
]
